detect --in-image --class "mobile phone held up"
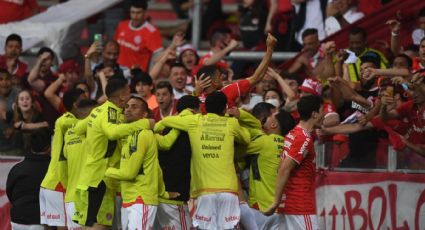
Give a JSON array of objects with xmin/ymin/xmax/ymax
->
[{"xmin": 94, "ymin": 34, "xmax": 103, "ymax": 53}]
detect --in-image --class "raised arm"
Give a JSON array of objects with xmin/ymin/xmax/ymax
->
[
  {"xmin": 101, "ymin": 116, "xmax": 154, "ymax": 140},
  {"xmin": 28, "ymin": 52, "xmax": 50, "ymax": 92},
  {"xmin": 386, "ymin": 20, "xmax": 401, "ymax": 56},
  {"xmin": 202, "ymin": 39, "xmax": 239, "ymax": 66},
  {"xmin": 159, "ymin": 114, "xmax": 193, "ymax": 132},
  {"xmin": 83, "ymin": 42, "xmax": 99, "ymax": 92},
  {"xmin": 267, "ymin": 67, "xmax": 297, "ymax": 101},
  {"xmin": 246, "ymin": 33, "xmax": 277, "ymax": 85},
  {"xmin": 44, "ymin": 73, "xmax": 65, "ymax": 111},
  {"xmin": 264, "ymin": 0, "xmax": 277, "ymax": 33}
]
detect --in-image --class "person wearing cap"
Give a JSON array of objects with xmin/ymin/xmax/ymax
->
[
  {"xmin": 131, "ymin": 68, "xmax": 158, "ymax": 110},
  {"xmin": 178, "ymin": 44, "xmax": 199, "ymax": 75},
  {"xmin": 0, "ymin": 34, "xmax": 28, "ymax": 80},
  {"xmin": 344, "ymin": 27, "xmax": 389, "ymax": 84}
]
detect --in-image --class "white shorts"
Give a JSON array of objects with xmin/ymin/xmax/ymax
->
[
  {"xmin": 65, "ymin": 202, "xmax": 83, "ymax": 230},
  {"xmin": 121, "ymin": 203, "xmax": 157, "ymax": 230},
  {"xmin": 11, "ymin": 222, "xmax": 44, "ymax": 230},
  {"xmin": 262, "ymin": 214, "xmax": 318, "ymax": 230},
  {"xmin": 39, "ymin": 188, "xmax": 66, "ymax": 226},
  {"xmin": 190, "ymin": 193, "xmax": 240, "ymax": 230},
  {"xmin": 156, "ymin": 203, "xmax": 192, "ymax": 230}
]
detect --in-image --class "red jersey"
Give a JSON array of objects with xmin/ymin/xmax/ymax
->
[
  {"xmin": 0, "ymin": 0, "xmax": 38, "ymax": 24},
  {"xmin": 151, "ymin": 100, "xmax": 178, "ymax": 122},
  {"xmin": 396, "ymin": 100, "xmax": 425, "ymax": 145},
  {"xmin": 278, "ymin": 125, "xmax": 316, "ymax": 215},
  {"xmin": 198, "ymin": 51, "xmax": 229, "ymax": 70},
  {"xmin": 0, "ymin": 55, "xmax": 28, "ymax": 78},
  {"xmin": 198, "ymin": 79, "xmax": 251, "ymax": 113},
  {"xmin": 114, "ymin": 20, "xmax": 163, "ymax": 71},
  {"xmin": 412, "ymin": 58, "xmax": 425, "ymax": 72}
]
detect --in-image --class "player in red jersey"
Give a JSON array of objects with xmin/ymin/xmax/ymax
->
[
  {"xmin": 263, "ymin": 95, "xmax": 324, "ymax": 230},
  {"xmin": 114, "ymin": 0, "xmax": 163, "ymax": 71}
]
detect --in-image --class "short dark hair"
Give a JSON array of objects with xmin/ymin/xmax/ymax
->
[
  {"xmin": 106, "ymin": 78, "xmax": 128, "ymax": 98},
  {"xmin": 281, "ymin": 71, "xmax": 303, "ymax": 86},
  {"xmin": 301, "ymin": 28, "xmax": 318, "ymax": 40},
  {"xmin": 420, "ymin": 37, "xmax": 425, "ymax": 45},
  {"xmin": 131, "ymin": 68, "xmax": 153, "ymax": 85},
  {"xmin": 393, "ymin": 54, "xmax": 413, "ymax": 68},
  {"xmin": 0, "ymin": 68, "xmax": 11, "ymax": 79},
  {"xmin": 252, "ymin": 102, "xmax": 276, "ymax": 124},
  {"xmin": 177, "ymin": 95, "xmax": 200, "ymax": 113},
  {"xmin": 156, "ymin": 81, "xmax": 173, "ymax": 94},
  {"xmin": 170, "ymin": 62, "xmax": 188, "ymax": 72},
  {"xmin": 30, "ymin": 128, "xmax": 51, "ymax": 153},
  {"xmin": 264, "ymin": 89, "xmax": 284, "ymax": 102},
  {"xmin": 6, "ymin": 34, "xmax": 22, "ymax": 46},
  {"xmin": 36, "ymin": 47, "xmax": 55, "ymax": 58},
  {"xmin": 130, "ymin": 0, "xmax": 148, "ymax": 10},
  {"xmin": 129, "ymin": 94, "xmax": 149, "ymax": 111},
  {"xmin": 275, "ymin": 109, "xmax": 296, "ymax": 136},
  {"xmin": 360, "ymin": 51, "xmax": 381, "ymax": 68},
  {"xmin": 349, "ymin": 27, "xmax": 367, "ymax": 40},
  {"xmin": 196, "ymin": 65, "xmax": 219, "ymax": 80},
  {"xmin": 297, "ymin": 95, "xmax": 323, "ymax": 121},
  {"xmin": 77, "ymin": 99, "xmax": 98, "ymax": 109},
  {"xmin": 63, "ymin": 88, "xmax": 85, "ymax": 111},
  {"xmin": 205, "ymin": 91, "xmax": 227, "ymax": 114},
  {"xmin": 210, "ymin": 28, "xmax": 231, "ymax": 46},
  {"xmin": 419, "ymin": 6, "xmax": 425, "ymax": 17}
]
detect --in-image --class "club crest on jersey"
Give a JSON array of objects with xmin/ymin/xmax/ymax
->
[
  {"xmin": 134, "ymin": 35, "xmax": 142, "ymax": 44},
  {"xmin": 108, "ymin": 107, "xmax": 117, "ymax": 123},
  {"xmin": 120, "ymin": 32, "xmax": 125, "ymax": 36}
]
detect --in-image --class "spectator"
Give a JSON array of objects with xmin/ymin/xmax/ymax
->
[
  {"xmin": 412, "ymin": 7, "xmax": 425, "ymax": 46},
  {"xmin": 57, "ymin": 60, "xmax": 81, "ymax": 92},
  {"xmin": 114, "ymin": 0, "xmax": 163, "ymax": 71},
  {"xmin": 6, "ymin": 128, "xmax": 50, "ymax": 230},
  {"xmin": 27, "ymin": 47, "xmax": 61, "ymax": 127},
  {"xmin": 263, "ymin": 89, "xmax": 284, "ymax": 108},
  {"xmin": 413, "ymin": 38, "xmax": 425, "ymax": 72},
  {"xmin": 13, "ymin": 90, "xmax": 49, "ymax": 152},
  {"xmin": 325, "ymin": 0, "xmax": 364, "ymax": 36},
  {"xmin": 169, "ymin": 63, "xmax": 193, "ymax": 99},
  {"xmin": 0, "ymin": 0, "xmax": 39, "ymax": 24},
  {"xmin": 74, "ymin": 81, "xmax": 91, "ymax": 99},
  {"xmin": 344, "ymin": 27, "xmax": 389, "ymax": 85},
  {"xmin": 131, "ymin": 68, "xmax": 158, "ymax": 110},
  {"xmin": 152, "ymin": 81, "xmax": 177, "ymax": 122},
  {"xmin": 178, "ymin": 44, "xmax": 199, "ymax": 76},
  {"xmin": 0, "ymin": 34, "xmax": 28, "ymax": 80},
  {"xmin": 0, "ymin": 69, "xmax": 19, "ymax": 114},
  {"xmin": 238, "ymin": 0, "xmax": 268, "ymax": 49},
  {"xmin": 288, "ymin": 28, "xmax": 323, "ymax": 78}
]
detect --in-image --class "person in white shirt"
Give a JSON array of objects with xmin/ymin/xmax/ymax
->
[{"xmin": 325, "ymin": 0, "xmax": 364, "ymax": 36}]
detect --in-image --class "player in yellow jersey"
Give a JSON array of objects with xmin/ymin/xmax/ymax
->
[
  {"xmin": 158, "ymin": 91, "xmax": 251, "ymax": 229},
  {"xmin": 232, "ymin": 105, "xmax": 296, "ymax": 229},
  {"xmin": 105, "ymin": 95, "xmax": 161, "ymax": 230},
  {"xmin": 73, "ymin": 79, "xmax": 154, "ymax": 229},
  {"xmin": 62, "ymin": 99, "xmax": 98, "ymax": 230},
  {"xmin": 39, "ymin": 88, "xmax": 86, "ymax": 229}
]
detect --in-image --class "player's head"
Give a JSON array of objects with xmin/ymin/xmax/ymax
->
[
  {"xmin": 63, "ymin": 88, "xmax": 86, "ymax": 113},
  {"xmin": 177, "ymin": 95, "xmax": 200, "ymax": 113},
  {"xmin": 76, "ymin": 99, "xmax": 97, "ymax": 119},
  {"xmin": 130, "ymin": 0, "xmax": 148, "ymax": 27},
  {"xmin": 197, "ymin": 65, "xmax": 223, "ymax": 90},
  {"xmin": 30, "ymin": 128, "xmax": 51, "ymax": 154},
  {"xmin": 155, "ymin": 81, "xmax": 174, "ymax": 111},
  {"xmin": 106, "ymin": 78, "xmax": 131, "ymax": 108},
  {"xmin": 205, "ymin": 91, "xmax": 227, "ymax": 115},
  {"xmin": 263, "ymin": 109, "xmax": 296, "ymax": 136},
  {"xmin": 125, "ymin": 94, "xmax": 149, "ymax": 122},
  {"xmin": 5, "ymin": 33, "xmax": 22, "ymax": 59},
  {"xmin": 297, "ymin": 95, "xmax": 324, "ymax": 124},
  {"xmin": 252, "ymin": 102, "xmax": 276, "ymax": 125}
]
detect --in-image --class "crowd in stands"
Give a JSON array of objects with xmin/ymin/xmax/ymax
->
[{"xmin": 2, "ymin": 0, "xmax": 425, "ymax": 229}]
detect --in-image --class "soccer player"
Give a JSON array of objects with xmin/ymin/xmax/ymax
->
[
  {"xmin": 39, "ymin": 88, "xmax": 86, "ymax": 229},
  {"xmin": 105, "ymin": 95, "xmax": 159, "ymax": 230},
  {"xmin": 263, "ymin": 95, "xmax": 324, "ymax": 229},
  {"xmin": 155, "ymin": 95, "xmax": 201, "ymax": 230},
  {"xmin": 233, "ymin": 107, "xmax": 296, "ymax": 229},
  {"xmin": 73, "ymin": 79, "xmax": 154, "ymax": 229},
  {"xmin": 62, "ymin": 99, "xmax": 98, "ymax": 230},
  {"xmin": 158, "ymin": 91, "xmax": 250, "ymax": 229},
  {"xmin": 114, "ymin": 0, "xmax": 163, "ymax": 70}
]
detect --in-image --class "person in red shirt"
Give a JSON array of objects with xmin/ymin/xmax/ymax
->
[
  {"xmin": 195, "ymin": 33, "xmax": 277, "ymax": 112},
  {"xmin": 114, "ymin": 0, "xmax": 163, "ymax": 71},
  {"xmin": 263, "ymin": 95, "xmax": 324, "ymax": 229},
  {"xmin": 0, "ymin": 0, "xmax": 39, "ymax": 24},
  {"xmin": 412, "ymin": 38, "xmax": 425, "ymax": 72},
  {"xmin": 0, "ymin": 34, "xmax": 28, "ymax": 80},
  {"xmin": 152, "ymin": 81, "xmax": 177, "ymax": 122}
]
